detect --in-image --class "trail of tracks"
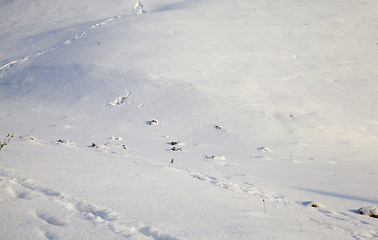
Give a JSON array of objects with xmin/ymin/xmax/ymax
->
[
  {"xmin": 0, "ymin": 166, "xmax": 179, "ymax": 240},
  {"xmin": 0, "ymin": 16, "xmax": 120, "ymax": 79}
]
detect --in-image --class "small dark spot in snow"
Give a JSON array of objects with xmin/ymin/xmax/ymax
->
[
  {"xmin": 147, "ymin": 119, "xmax": 158, "ymax": 125},
  {"xmin": 170, "ymin": 147, "xmax": 182, "ymax": 151},
  {"xmin": 302, "ymin": 201, "xmax": 324, "ymax": 208},
  {"xmin": 215, "ymin": 125, "xmax": 221, "ymax": 129}
]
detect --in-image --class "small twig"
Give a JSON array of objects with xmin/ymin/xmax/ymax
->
[
  {"xmin": 263, "ymin": 199, "xmax": 267, "ymax": 213},
  {"xmin": 0, "ymin": 134, "xmax": 13, "ymax": 151},
  {"xmin": 26, "ymin": 129, "xmax": 35, "ymax": 137},
  {"xmin": 83, "ymin": 135, "xmax": 90, "ymax": 143},
  {"xmin": 296, "ymin": 219, "xmax": 303, "ymax": 232},
  {"xmin": 359, "ymin": 19, "xmax": 366, "ymax": 27},
  {"xmin": 85, "ymin": 200, "xmax": 95, "ymax": 215}
]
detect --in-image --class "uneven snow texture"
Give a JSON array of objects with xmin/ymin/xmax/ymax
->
[{"xmin": 1, "ymin": 0, "xmax": 378, "ymax": 239}]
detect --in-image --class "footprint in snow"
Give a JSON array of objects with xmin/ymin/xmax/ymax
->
[
  {"xmin": 257, "ymin": 147, "xmax": 271, "ymax": 152},
  {"xmin": 1, "ymin": 171, "xmax": 177, "ymax": 240},
  {"xmin": 37, "ymin": 212, "xmax": 66, "ymax": 226},
  {"xmin": 6, "ymin": 184, "xmax": 36, "ymax": 200}
]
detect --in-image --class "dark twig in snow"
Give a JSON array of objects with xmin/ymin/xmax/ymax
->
[
  {"xmin": 296, "ymin": 219, "xmax": 303, "ymax": 232},
  {"xmin": 0, "ymin": 134, "xmax": 13, "ymax": 151},
  {"xmin": 85, "ymin": 199, "xmax": 95, "ymax": 215},
  {"xmin": 263, "ymin": 199, "xmax": 267, "ymax": 213},
  {"xmin": 26, "ymin": 129, "xmax": 35, "ymax": 137}
]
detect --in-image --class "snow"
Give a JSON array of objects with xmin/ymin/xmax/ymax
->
[
  {"xmin": 359, "ymin": 207, "xmax": 378, "ymax": 218},
  {"xmin": 1, "ymin": 0, "xmax": 378, "ymax": 239}
]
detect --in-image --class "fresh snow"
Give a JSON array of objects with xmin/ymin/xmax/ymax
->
[{"xmin": 1, "ymin": 0, "xmax": 378, "ymax": 239}]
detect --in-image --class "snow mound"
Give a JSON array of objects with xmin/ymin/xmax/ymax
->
[
  {"xmin": 303, "ymin": 201, "xmax": 325, "ymax": 208},
  {"xmin": 359, "ymin": 207, "xmax": 378, "ymax": 218}
]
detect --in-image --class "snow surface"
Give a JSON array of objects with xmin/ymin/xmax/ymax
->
[{"xmin": 1, "ymin": 0, "xmax": 378, "ymax": 239}]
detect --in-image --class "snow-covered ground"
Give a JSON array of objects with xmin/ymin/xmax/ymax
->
[{"xmin": 1, "ymin": 0, "xmax": 378, "ymax": 239}]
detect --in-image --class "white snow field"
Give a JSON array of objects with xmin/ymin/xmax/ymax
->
[{"xmin": 1, "ymin": 0, "xmax": 378, "ymax": 239}]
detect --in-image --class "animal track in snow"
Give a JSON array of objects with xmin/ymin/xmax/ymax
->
[
  {"xmin": 185, "ymin": 168, "xmax": 378, "ymax": 238},
  {"xmin": 139, "ymin": 226, "xmax": 180, "ymax": 240},
  {"xmin": 187, "ymin": 171, "xmax": 272, "ymax": 198},
  {"xmin": 17, "ymin": 190, "xmax": 36, "ymax": 199},
  {"xmin": 0, "ymin": 16, "xmax": 120, "ymax": 79},
  {"xmin": 0, "ymin": 168, "xmax": 180, "ymax": 240},
  {"xmin": 108, "ymin": 90, "xmax": 131, "ymax": 107},
  {"xmin": 37, "ymin": 213, "xmax": 66, "ymax": 226}
]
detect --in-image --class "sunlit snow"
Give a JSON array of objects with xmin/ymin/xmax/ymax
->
[{"xmin": 1, "ymin": 0, "xmax": 378, "ymax": 239}]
